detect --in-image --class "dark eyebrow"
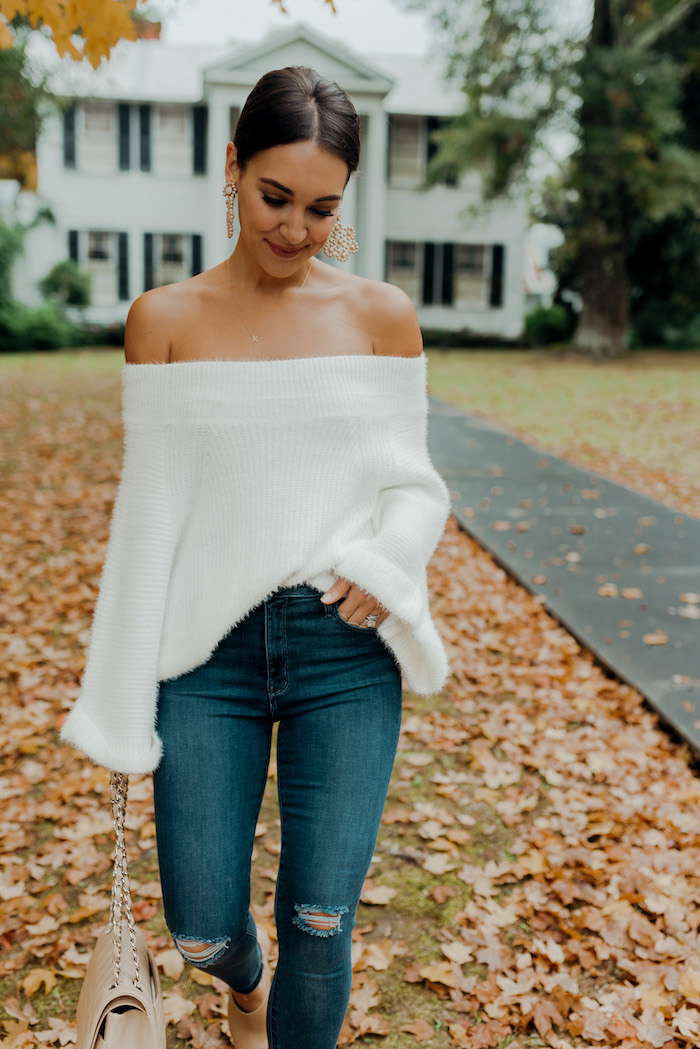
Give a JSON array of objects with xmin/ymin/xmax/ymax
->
[{"xmin": 260, "ymin": 178, "xmax": 342, "ymax": 203}]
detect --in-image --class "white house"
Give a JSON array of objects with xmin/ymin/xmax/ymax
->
[{"xmin": 15, "ymin": 22, "xmax": 528, "ymax": 337}]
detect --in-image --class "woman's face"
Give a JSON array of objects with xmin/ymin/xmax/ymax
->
[{"xmin": 225, "ymin": 139, "xmax": 350, "ymax": 276}]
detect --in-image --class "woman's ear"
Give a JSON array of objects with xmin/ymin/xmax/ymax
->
[{"xmin": 225, "ymin": 141, "xmax": 240, "ymax": 184}]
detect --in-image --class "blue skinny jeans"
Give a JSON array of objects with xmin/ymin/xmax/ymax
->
[{"xmin": 152, "ymin": 583, "xmax": 403, "ymax": 1049}]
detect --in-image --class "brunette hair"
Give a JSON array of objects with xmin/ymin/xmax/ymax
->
[{"xmin": 233, "ymin": 66, "xmax": 360, "ymax": 181}]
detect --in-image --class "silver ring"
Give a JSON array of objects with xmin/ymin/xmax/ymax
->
[{"xmin": 363, "ymin": 613, "xmax": 379, "ymax": 627}]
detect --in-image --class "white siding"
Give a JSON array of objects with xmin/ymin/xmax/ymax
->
[{"xmin": 15, "ymin": 29, "xmax": 527, "ymax": 336}]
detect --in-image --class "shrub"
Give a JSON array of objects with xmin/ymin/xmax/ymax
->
[
  {"xmin": 421, "ymin": 327, "xmax": 519, "ymax": 349},
  {"xmin": 38, "ymin": 259, "xmax": 91, "ymax": 313},
  {"xmin": 524, "ymin": 304, "xmax": 572, "ymax": 346},
  {"xmin": 0, "ymin": 301, "xmax": 82, "ymax": 351}
]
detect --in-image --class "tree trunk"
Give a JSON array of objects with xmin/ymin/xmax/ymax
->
[
  {"xmin": 570, "ymin": 0, "xmax": 633, "ymax": 357},
  {"xmin": 574, "ymin": 239, "xmax": 630, "ymax": 357}
]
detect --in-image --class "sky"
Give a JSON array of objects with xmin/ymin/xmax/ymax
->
[{"xmin": 156, "ymin": 0, "xmax": 431, "ymax": 56}]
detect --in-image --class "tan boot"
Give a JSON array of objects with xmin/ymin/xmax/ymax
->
[{"xmin": 227, "ymin": 924, "xmax": 272, "ymax": 1049}]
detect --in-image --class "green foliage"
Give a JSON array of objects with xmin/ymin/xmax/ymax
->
[
  {"xmin": 570, "ymin": 37, "xmax": 700, "ymax": 227},
  {"xmin": 524, "ymin": 305, "xmax": 573, "ymax": 346},
  {"xmin": 0, "ymin": 220, "xmax": 25, "ymax": 307},
  {"xmin": 0, "ymin": 32, "xmax": 56, "ymax": 158},
  {"xmin": 0, "ymin": 301, "xmax": 83, "ymax": 351},
  {"xmin": 409, "ymin": 0, "xmax": 583, "ymax": 197},
  {"xmin": 38, "ymin": 259, "xmax": 92, "ymax": 314},
  {"xmin": 628, "ymin": 209, "xmax": 700, "ymax": 346},
  {"xmin": 406, "ymin": 0, "xmax": 700, "ymax": 353},
  {"xmin": 420, "ymin": 327, "xmax": 518, "ymax": 349}
]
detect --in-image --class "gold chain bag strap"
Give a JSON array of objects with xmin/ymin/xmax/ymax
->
[{"xmin": 74, "ymin": 772, "xmax": 166, "ymax": 1049}]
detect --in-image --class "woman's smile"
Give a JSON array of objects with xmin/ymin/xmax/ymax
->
[{"xmin": 266, "ymin": 241, "xmax": 305, "ymax": 259}]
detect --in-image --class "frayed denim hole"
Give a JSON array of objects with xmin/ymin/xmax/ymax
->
[
  {"xmin": 293, "ymin": 904, "xmax": 349, "ymax": 938},
  {"xmin": 173, "ymin": 935, "xmax": 231, "ymax": 966}
]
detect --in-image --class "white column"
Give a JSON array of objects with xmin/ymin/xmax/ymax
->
[
  {"xmin": 205, "ymin": 86, "xmax": 233, "ymax": 269},
  {"xmin": 361, "ymin": 101, "xmax": 388, "ymax": 282}
]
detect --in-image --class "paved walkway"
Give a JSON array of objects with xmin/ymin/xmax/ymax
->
[{"xmin": 427, "ymin": 396, "xmax": 700, "ymax": 752}]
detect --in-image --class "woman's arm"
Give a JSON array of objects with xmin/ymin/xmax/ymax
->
[{"xmin": 322, "ymin": 289, "xmax": 448, "ymax": 626}]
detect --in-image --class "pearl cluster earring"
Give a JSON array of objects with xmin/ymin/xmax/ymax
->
[
  {"xmin": 324, "ymin": 209, "xmax": 359, "ymax": 263},
  {"xmin": 222, "ymin": 180, "xmax": 237, "ymax": 239}
]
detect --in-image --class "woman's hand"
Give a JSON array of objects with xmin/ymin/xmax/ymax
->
[{"xmin": 320, "ymin": 578, "xmax": 390, "ymax": 628}]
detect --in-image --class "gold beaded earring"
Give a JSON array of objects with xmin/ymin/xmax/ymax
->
[
  {"xmin": 323, "ymin": 210, "xmax": 359, "ymax": 262},
  {"xmin": 222, "ymin": 180, "xmax": 237, "ymax": 239}
]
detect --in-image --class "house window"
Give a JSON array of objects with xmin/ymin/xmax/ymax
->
[
  {"xmin": 154, "ymin": 105, "xmax": 191, "ymax": 174},
  {"xmin": 454, "ymin": 244, "xmax": 491, "ymax": 307},
  {"xmin": 159, "ymin": 108, "xmax": 187, "ymax": 137},
  {"xmin": 162, "ymin": 234, "xmax": 183, "ymax": 264},
  {"xmin": 159, "ymin": 234, "xmax": 188, "ymax": 284},
  {"xmin": 88, "ymin": 231, "xmax": 111, "ymax": 261},
  {"xmin": 144, "ymin": 233, "xmax": 200, "ymax": 288},
  {"xmin": 84, "ymin": 102, "xmax": 114, "ymax": 134},
  {"xmin": 85, "ymin": 230, "xmax": 119, "ymax": 304},
  {"xmin": 69, "ymin": 230, "xmax": 128, "ymax": 302},
  {"xmin": 386, "ymin": 241, "xmax": 420, "ymax": 302},
  {"xmin": 388, "ymin": 116, "xmax": 424, "ymax": 184},
  {"xmin": 81, "ymin": 102, "xmax": 117, "ymax": 171}
]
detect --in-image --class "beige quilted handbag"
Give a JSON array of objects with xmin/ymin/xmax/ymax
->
[{"xmin": 74, "ymin": 772, "xmax": 166, "ymax": 1049}]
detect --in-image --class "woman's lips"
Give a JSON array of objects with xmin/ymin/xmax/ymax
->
[{"xmin": 267, "ymin": 241, "xmax": 304, "ymax": 259}]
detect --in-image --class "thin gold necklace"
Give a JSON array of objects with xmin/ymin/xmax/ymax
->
[{"xmin": 227, "ymin": 254, "xmax": 312, "ymax": 344}]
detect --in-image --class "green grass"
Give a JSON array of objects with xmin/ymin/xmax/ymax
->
[{"xmin": 425, "ymin": 348, "xmax": 700, "ymax": 475}]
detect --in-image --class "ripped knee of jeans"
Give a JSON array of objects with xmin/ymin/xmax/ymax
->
[
  {"xmin": 293, "ymin": 904, "xmax": 349, "ymax": 938},
  {"xmin": 173, "ymin": 935, "xmax": 231, "ymax": 967}
]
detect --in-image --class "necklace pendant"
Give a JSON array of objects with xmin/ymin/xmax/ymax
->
[{"xmin": 252, "ymin": 335, "xmax": 260, "ymax": 343}]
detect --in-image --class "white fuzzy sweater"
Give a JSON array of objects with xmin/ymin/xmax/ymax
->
[{"xmin": 59, "ymin": 353, "xmax": 452, "ymax": 774}]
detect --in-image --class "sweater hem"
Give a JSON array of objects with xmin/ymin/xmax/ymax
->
[{"xmin": 60, "ymin": 707, "xmax": 162, "ymax": 774}]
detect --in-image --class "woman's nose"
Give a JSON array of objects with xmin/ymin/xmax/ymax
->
[{"xmin": 280, "ymin": 213, "xmax": 307, "ymax": 245}]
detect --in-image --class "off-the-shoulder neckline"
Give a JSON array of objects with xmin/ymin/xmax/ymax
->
[{"xmin": 123, "ymin": 353, "xmax": 425, "ymax": 367}]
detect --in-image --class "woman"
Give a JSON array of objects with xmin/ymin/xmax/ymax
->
[{"xmin": 60, "ymin": 66, "xmax": 451, "ymax": 1049}]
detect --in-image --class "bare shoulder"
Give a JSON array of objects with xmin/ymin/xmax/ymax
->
[
  {"xmin": 343, "ymin": 274, "xmax": 423, "ymax": 358},
  {"xmin": 124, "ymin": 276, "xmax": 205, "ymax": 364},
  {"xmin": 124, "ymin": 287, "xmax": 175, "ymax": 364}
]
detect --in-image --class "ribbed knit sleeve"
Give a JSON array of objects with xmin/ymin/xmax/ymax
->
[
  {"xmin": 59, "ymin": 404, "xmax": 174, "ymax": 773},
  {"xmin": 332, "ymin": 366, "xmax": 451, "ymax": 694}
]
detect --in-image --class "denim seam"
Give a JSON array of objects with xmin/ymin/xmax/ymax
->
[{"xmin": 269, "ymin": 740, "xmax": 289, "ymax": 1049}]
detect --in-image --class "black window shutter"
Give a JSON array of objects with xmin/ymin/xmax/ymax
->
[
  {"xmin": 422, "ymin": 242, "xmax": 435, "ymax": 305},
  {"xmin": 490, "ymin": 244, "xmax": 505, "ymax": 308},
  {"xmin": 442, "ymin": 243, "xmax": 454, "ymax": 305},
  {"xmin": 144, "ymin": 233, "xmax": 154, "ymax": 291},
  {"xmin": 191, "ymin": 234, "xmax": 202, "ymax": 276},
  {"xmin": 118, "ymin": 233, "xmax": 129, "ymax": 300},
  {"xmin": 426, "ymin": 116, "xmax": 440, "ymax": 165},
  {"xmin": 118, "ymin": 103, "xmax": 130, "ymax": 171},
  {"xmin": 63, "ymin": 105, "xmax": 76, "ymax": 169},
  {"xmin": 193, "ymin": 106, "xmax": 207, "ymax": 175},
  {"xmin": 139, "ymin": 105, "xmax": 151, "ymax": 172},
  {"xmin": 68, "ymin": 229, "xmax": 79, "ymax": 262}
]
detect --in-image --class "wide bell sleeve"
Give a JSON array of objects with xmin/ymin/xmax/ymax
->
[
  {"xmin": 331, "ymin": 372, "xmax": 452, "ymax": 695},
  {"xmin": 59, "ymin": 415, "xmax": 175, "ymax": 774}
]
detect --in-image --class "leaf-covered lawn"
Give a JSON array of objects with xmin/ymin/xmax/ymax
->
[
  {"xmin": 426, "ymin": 349, "xmax": 700, "ymax": 519},
  {"xmin": 2, "ymin": 349, "xmax": 700, "ymax": 1048}
]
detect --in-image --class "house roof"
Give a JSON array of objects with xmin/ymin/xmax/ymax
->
[
  {"xmin": 203, "ymin": 23, "xmax": 394, "ymax": 98},
  {"xmin": 25, "ymin": 22, "xmax": 463, "ymax": 116},
  {"xmin": 377, "ymin": 55, "xmax": 465, "ymax": 116}
]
